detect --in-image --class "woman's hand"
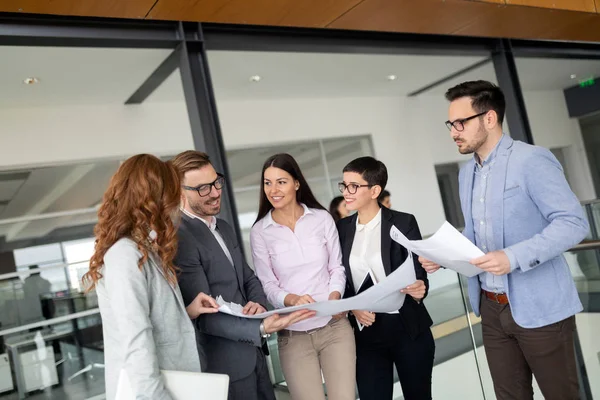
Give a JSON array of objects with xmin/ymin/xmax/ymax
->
[
  {"xmin": 401, "ymin": 280, "xmax": 426, "ymax": 301},
  {"xmin": 329, "ymin": 291, "xmax": 346, "ymax": 320},
  {"xmin": 284, "ymin": 293, "xmax": 316, "ymax": 307},
  {"xmin": 352, "ymin": 310, "xmax": 375, "ymax": 327},
  {"xmin": 186, "ymin": 292, "xmax": 219, "ymax": 319}
]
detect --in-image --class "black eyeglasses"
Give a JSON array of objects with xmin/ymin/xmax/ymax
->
[
  {"xmin": 338, "ymin": 182, "xmax": 372, "ymax": 195},
  {"xmin": 183, "ymin": 173, "xmax": 225, "ymax": 197},
  {"xmin": 445, "ymin": 111, "xmax": 488, "ymax": 132}
]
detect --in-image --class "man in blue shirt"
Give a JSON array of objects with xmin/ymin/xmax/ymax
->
[{"xmin": 421, "ymin": 80, "xmax": 588, "ymax": 400}]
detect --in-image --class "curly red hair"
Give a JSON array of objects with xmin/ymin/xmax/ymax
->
[{"xmin": 83, "ymin": 154, "xmax": 182, "ymax": 290}]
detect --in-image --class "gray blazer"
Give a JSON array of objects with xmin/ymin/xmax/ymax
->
[
  {"xmin": 97, "ymin": 238, "xmax": 201, "ymax": 400},
  {"xmin": 175, "ymin": 214, "xmax": 268, "ymax": 382}
]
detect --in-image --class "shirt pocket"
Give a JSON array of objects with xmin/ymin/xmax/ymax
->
[
  {"xmin": 301, "ymin": 236, "xmax": 328, "ymax": 263},
  {"xmin": 268, "ymin": 242, "xmax": 292, "ymax": 261}
]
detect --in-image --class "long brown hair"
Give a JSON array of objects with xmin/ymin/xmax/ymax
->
[
  {"xmin": 254, "ymin": 153, "xmax": 326, "ymax": 225},
  {"xmin": 83, "ymin": 154, "xmax": 182, "ymax": 290}
]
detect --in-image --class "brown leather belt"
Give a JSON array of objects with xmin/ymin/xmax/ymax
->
[{"xmin": 482, "ymin": 289, "xmax": 509, "ymax": 305}]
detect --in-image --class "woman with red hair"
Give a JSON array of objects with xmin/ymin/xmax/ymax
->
[{"xmin": 83, "ymin": 154, "xmax": 218, "ymax": 400}]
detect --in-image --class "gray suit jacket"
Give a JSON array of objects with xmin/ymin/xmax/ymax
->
[
  {"xmin": 175, "ymin": 214, "xmax": 268, "ymax": 382},
  {"xmin": 97, "ymin": 238, "xmax": 200, "ymax": 400}
]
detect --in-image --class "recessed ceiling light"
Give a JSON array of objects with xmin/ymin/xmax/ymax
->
[
  {"xmin": 23, "ymin": 77, "xmax": 40, "ymax": 85},
  {"xmin": 249, "ymin": 75, "xmax": 261, "ymax": 82},
  {"xmin": 571, "ymin": 74, "xmax": 577, "ymax": 79},
  {"xmin": 387, "ymin": 75, "xmax": 397, "ymax": 81}
]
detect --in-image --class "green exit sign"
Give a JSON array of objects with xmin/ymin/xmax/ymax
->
[{"xmin": 579, "ymin": 78, "xmax": 595, "ymax": 88}]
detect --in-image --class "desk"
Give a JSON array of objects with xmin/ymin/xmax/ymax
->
[
  {"xmin": 0, "ymin": 353, "xmax": 13, "ymax": 393},
  {"xmin": 5, "ymin": 329, "xmax": 71, "ymax": 399}
]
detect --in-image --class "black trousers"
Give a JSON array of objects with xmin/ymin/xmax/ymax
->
[
  {"xmin": 354, "ymin": 313, "xmax": 435, "ymax": 400},
  {"xmin": 228, "ymin": 348, "xmax": 276, "ymax": 400}
]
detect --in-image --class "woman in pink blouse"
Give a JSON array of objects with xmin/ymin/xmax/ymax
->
[{"xmin": 250, "ymin": 153, "xmax": 356, "ymax": 400}]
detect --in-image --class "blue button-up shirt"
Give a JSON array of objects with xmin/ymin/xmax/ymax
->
[{"xmin": 472, "ymin": 135, "xmax": 505, "ymax": 293}]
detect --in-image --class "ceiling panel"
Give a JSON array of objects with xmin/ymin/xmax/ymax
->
[
  {"xmin": 0, "ymin": 46, "xmax": 172, "ymax": 108},
  {"xmin": 424, "ymin": 57, "xmax": 600, "ymax": 94},
  {"xmin": 505, "ymin": 0, "xmax": 597, "ymax": 13},
  {"xmin": 0, "ymin": 0, "xmax": 155, "ymax": 19},
  {"xmin": 0, "ymin": 180, "xmax": 25, "ymax": 202},
  {"xmin": 201, "ymin": 51, "xmax": 488, "ymax": 100},
  {"xmin": 328, "ymin": 0, "xmax": 493, "ymax": 33},
  {"xmin": 452, "ymin": 5, "xmax": 591, "ymax": 39},
  {"xmin": 544, "ymin": 14, "xmax": 600, "ymax": 42},
  {"xmin": 515, "ymin": 58, "xmax": 600, "ymax": 91},
  {"xmin": 44, "ymin": 162, "xmax": 120, "ymax": 213},
  {"xmin": 0, "ymin": 165, "xmax": 75, "ymax": 219},
  {"xmin": 148, "ymin": 0, "xmax": 362, "ymax": 27}
]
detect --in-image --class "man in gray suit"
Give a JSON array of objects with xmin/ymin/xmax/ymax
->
[{"xmin": 172, "ymin": 151, "xmax": 314, "ymax": 400}]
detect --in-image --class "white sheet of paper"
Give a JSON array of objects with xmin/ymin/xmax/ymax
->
[
  {"xmin": 390, "ymin": 221, "xmax": 484, "ymax": 277},
  {"xmin": 217, "ymin": 253, "xmax": 417, "ymax": 319},
  {"xmin": 115, "ymin": 369, "xmax": 229, "ymax": 400}
]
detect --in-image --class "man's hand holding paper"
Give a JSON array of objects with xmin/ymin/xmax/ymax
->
[
  {"xmin": 470, "ymin": 250, "xmax": 511, "ymax": 276},
  {"xmin": 391, "ymin": 222, "xmax": 485, "ymax": 277}
]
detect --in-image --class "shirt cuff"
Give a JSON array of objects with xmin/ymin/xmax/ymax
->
[
  {"xmin": 276, "ymin": 291, "xmax": 290, "ymax": 309},
  {"xmin": 504, "ymin": 248, "xmax": 519, "ymax": 272},
  {"xmin": 328, "ymin": 283, "xmax": 345, "ymax": 298}
]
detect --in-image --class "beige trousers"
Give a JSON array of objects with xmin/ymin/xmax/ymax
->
[{"xmin": 277, "ymin": 317, "xmax": 356, "ymax": 400}]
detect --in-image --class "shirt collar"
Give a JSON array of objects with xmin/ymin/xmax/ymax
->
[
  {"xmin": 181, "ymin": 208, "xmax": 217, "ymax": 230},
  {"xmin": 475, "ymin": 133, "xmax": 505, "ymax": 167},
  {"xmin": 262, "ymin": 203, "xmax": 313, "ymax": 229},
  {"xmin": 356, "ymin": 208, "xmax": 382, "ymax": 232}
]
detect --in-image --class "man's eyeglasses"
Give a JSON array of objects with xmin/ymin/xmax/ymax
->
[
  {"xmin": 445, "ymin": 111, "xmax": 488, "ymax": 132},
  {"xmin": 183, "ymin": 174, "xmax": 225, "ymax": 197},
  {"xmin": 338, "ymin": 182, "xmax": 372, "ymax": 195}
]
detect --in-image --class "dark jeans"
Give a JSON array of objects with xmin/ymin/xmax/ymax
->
[
  {"xmin": 228, "ymin": 348, "xmax": 276, "ymax": 400},
  {"xmin": 354, "ymin": 313, "xmax": 435, "ymax": 400},
  {"xmin": 480, "ymin": 294, "xmax": 579, "ymax": 400}
]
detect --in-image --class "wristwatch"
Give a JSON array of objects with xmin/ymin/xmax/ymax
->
[{"xmin": 259, "ymin": 321, "xmax": 271, "ymax": 339}]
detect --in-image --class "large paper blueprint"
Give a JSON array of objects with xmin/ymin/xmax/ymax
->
[
  {"xmin": 390, "ymin": 221, "xmax": 484, "ymax": 277},
  {"xmin": 216, "ymin": 253, "xmax": 417, "ymax": 319}
]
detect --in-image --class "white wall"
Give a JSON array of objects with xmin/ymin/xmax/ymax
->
[
  {"xmin": 0, "ymin": 103, "xmax": 194, "ymax": 170},
  {"xmin": 524, "ymin": 91, "xmax": 596, "ymax": 201},
  {"xmin": 214, "ymin": 90, "xmax": 594, "ymax": 232},
  {"xmin": 0, "ymin": 89, "xmax": 593, "ymax": 230},
  {"xmin": 216, "ymin": 96, "xmax": 448, "ymax": 236}
]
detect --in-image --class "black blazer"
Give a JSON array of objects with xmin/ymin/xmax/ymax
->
[
  {"xmin": 336, "ymin": 207, "xmax": 433, "ymax": 339},
  {"xmin": 175, "ymin": 214, "xmax": 268, "ymax": 381}
]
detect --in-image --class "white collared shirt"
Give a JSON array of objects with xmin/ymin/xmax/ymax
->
[
  {"xmin": 181, "ymin": 208, "xmax": 234, "ymax": 266},
  {"xmin": 349, "ymin": 209, "xmax": 398, "ymax": 314}
]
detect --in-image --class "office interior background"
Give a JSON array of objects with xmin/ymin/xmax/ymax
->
[{"xmin": 1, "ymin": 2, "xmax": 600, "ymax": 399}]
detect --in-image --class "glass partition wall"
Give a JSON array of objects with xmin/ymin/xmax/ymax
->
[{"xmin": 1, "ymin": 15, "xmax": 599, "ymax": 400}]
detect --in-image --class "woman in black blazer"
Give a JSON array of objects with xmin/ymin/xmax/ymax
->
[{"xmin": 336, "ymin": 156, "xmax": 435, "ymax": 400}]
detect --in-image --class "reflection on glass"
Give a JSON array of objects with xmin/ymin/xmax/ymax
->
[{"xmin": 1, "ymin": 313, "xmax": 103, "ymax": 399}]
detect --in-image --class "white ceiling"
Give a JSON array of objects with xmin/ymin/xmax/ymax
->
[
  {"xmin": 0, "ymin": 46, "xmax": 172, "ymax": 108},
  {"xmin": 1, "ymin": 47, "xmax": 599, "ymax": 107},
  {"xmin": 427, "ymin": 57, "xmax": 600, "ymax": 94}
]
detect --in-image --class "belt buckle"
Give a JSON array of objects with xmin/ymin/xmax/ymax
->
[{"xmin": 494, "ymin": 292, "xmax": 500, "ymax": 303}]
